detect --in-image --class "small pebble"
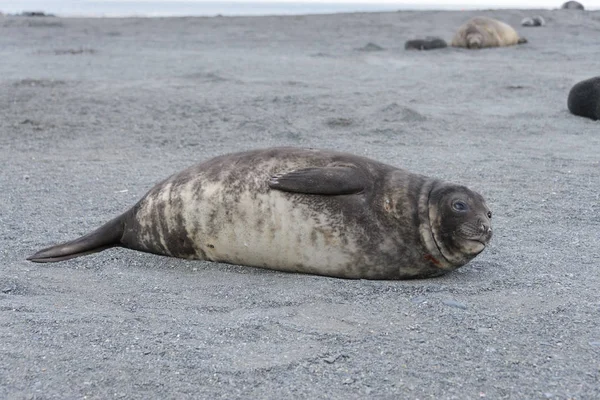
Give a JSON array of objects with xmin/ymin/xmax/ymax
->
[
  {"xmin": 410, "ymin": 296, "xmax": 427, "ymax": 304},
  {"xmin": 357, "ymin": 42, "xmax": 384, "ymax": 52},
  {"xmin": 323, "ymin": 354, "xmax": 347, "ymax": 364},
  {"xmin": 443, "ymin": 299, "xmax": 467, "ymax": 309}
]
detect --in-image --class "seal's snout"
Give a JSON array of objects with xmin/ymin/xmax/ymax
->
[
  {"xmin": 478, "ymin": 220, "xmax": 493, "ymax": 243},
  {"xmin": 467, "ymin": 40, "xmax": 481, "ymax": 49}
]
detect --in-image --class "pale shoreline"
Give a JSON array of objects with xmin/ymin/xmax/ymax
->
[
  {"xmin": 2, "ymin": 9, "xmax": 599, "ymax": 399},
  {"xmin": 2, "ymin": 1, "xmax": 599, "ymax": 18}
]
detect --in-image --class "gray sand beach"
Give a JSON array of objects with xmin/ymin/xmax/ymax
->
[{"xmin": 1, "ymin": 9, "xmax": 599, "ymax": 399}]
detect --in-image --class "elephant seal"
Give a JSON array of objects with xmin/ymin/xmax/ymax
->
[
  {"xmin": 27, "ymin": 148, "xmax": 493, "ymax": 280},
  {"xmin": 451, "ymin": 17, "xmax": 527, "ymax": 49},
  {"xmin": 561, "ymin": 1, "xmax": 584, "ymax": 10},
  {"xmin": 568, "ymin": 76, "xmax": 600, "ymax": 120}
]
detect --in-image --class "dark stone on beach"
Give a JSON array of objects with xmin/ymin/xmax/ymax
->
[
  {"xmin": 561, "ymin": 1, "xmax": 584, "ymax": 9},
  {"xmin": 20, "ymin": 11, "xmax": 55, "ymax": 17},
  {"xmin": 54, "ymin": 48, "xmax": 97, "ymax": 55},
  {"xmin": 405, "ymin": 37, "xmax": 447, "ymax": 50},
  {"xmin": 326, "ymin": 117, "xmax": 353, "ymax": 127},
  {"xmin": 568, "ymin": 76, "xmax": 600, "ymax": 120},
  {"xmin": 357, "ymin": 42, "xmax": 384, "ymax": 52},
  {"xmin": 521, "ymin": 16, "xmax": 546, "ymax": 27},
  {"xmin": 322, "ymin": 354, "xmax": 348, "ymax": 364},
  {"xmin": 2, "ymin": 286, "xmax": 15, "ymax": 294}
]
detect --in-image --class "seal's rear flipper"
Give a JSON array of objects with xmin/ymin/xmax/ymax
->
[
  {"xmin": 27, "ymin": 214, "xmax": 126, "ymax": 263},
  {"xmin": 518, "ymin": 37, "xmax": 528, "ymax": 44},
  {"xmin": 268, "ymin": 166, "xmax": 366, "ymax": 195}
]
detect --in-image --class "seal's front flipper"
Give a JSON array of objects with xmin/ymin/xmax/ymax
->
[
  {"xmin": 27, "ymin": 214, "xmax": 126, "ymax": 263},
  {"xmin": 268, "ymin": 167, "xmax": 366, "ymax": 195}
]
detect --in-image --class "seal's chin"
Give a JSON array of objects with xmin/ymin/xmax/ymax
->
[
  {"xmin": 437, "ymin": 239, "xmax": 486, "ymax": 268},
  {"xmin": 463, "ymin": 239, "xmax": 486, "ymax": 256},
  {"xmin": 467, "ymin": 39, "xmax": 482, "ymax": 49}
]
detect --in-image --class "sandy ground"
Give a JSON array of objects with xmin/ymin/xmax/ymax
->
[{"xmin": 1, "ymin": 9, "xmax": 599, "ymax": 399}]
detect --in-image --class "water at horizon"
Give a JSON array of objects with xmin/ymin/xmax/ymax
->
[{"xmin": 0, "ymin": 0, "xmax": 576, "ymax": 17}]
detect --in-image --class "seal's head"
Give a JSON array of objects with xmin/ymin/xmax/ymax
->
[
  {"xmin": 428, "ymin": 183, "xmax": 493, "ymax": 268},
  {"xmin": 465, "ymin": 28, "xmax": 484, "ymax": 49}
]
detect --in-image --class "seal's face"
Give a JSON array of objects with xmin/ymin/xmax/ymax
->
[
  {"xmin": 429, "ymin": 185, "xmax": 493, "ymax": 267},
  {"xmin": 466, "ymin": 34, "xmax": 483, "ymax": 49},
  {"xmin": 464, "ymin": 26, "xmax": 485, "ymax": 49}
]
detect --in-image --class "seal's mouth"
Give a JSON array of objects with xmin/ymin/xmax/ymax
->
[
  {"xmin": 452, "ymin": 235, "xmax": 487, "ymax": 257},
  {"xmin": 431, "ymin": 228, "xmax": 488, "ymax": 267},
  {"xmin": 468, "ymin": 239, "xmax": 486, "ymax": 254}
]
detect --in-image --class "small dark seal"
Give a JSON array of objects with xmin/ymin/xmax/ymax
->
[
  {"xmin": 521, "ymin": 16, "xmax": 546, "ymax": 27},
  {"xmin": 405, "ymin": 37, "xmax": 447, "ymax": 50},
  {"xmin": 561, "ymin": 1, "xmax": 584, "ymax": 9},
  {"xmin": 568, "ymin": 77, "xmax": 600, "ymax": 120},
  {"xmin": 27, "ymin": 148, "xmax": 493, "ymax": 280}
]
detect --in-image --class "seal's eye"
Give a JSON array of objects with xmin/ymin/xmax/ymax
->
[
  {"xmin": 452, "ymin": 200, "xmax": 468, "ymax": 212},
  {"xmin": 487, "ymin": 211, "xmax": 492, "ymax": 219}
]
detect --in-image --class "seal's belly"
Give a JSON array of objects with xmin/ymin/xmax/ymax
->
[
  {"xmin": 205, "ymin": 195, "xmax": 354, "ymax": 274},
  {"xmin": 135, "ymin": 178, "xmax": 364, "ymax": 277},
  {"xmin": 194, "ymin": 184, "xmax": 360, "ymax": 276}
]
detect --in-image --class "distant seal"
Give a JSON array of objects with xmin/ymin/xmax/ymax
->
[
  {"xmin": 405, "ymin": 37, "xmax": 447, "ymax": 50},
  {"xmin": 568, "ymin": 76, "xmax": 600, "ymax": 120},
  {"xmin": 521, "ymin": 16, "xmax": 546, "ymax": 27},
  {"xmin": 561, "ymin": 1, "xmax": 584, "ymax": 10},
  {"xmin": 27, "ymin": 148, "xmax": 493, "ymax": 280},
  {"xmin": 451, "ymin": 17, "xmax": 527, "ymax": 49}
]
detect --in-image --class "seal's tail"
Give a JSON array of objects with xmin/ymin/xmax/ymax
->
[{"xmin": 27, "ymin": 214, "xmax": 126, "ymax": 263}]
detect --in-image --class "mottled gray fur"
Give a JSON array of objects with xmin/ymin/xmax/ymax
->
[{"xmin": 28, "ymin": 148, "xmax": 493, "ymax": 280}]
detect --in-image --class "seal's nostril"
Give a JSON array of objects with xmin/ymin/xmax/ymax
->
[{"xmin": 480, "ymin": 223, "xmax": 492, "ymax": 235}]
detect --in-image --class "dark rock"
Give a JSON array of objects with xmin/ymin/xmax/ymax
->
[
  {"xmin": 54, "ymin": 48, "xmax": 97, "ymax": 55},
  {"xmin": 2, "ymin": 286, "xmax": 15, "ymax": 294},
  {"xmin": 323, "ymin": 354, "xmax": 348, "ymax": 364},
  {"xmin": 405, "ymin": 37, "xmax": 447, "ymax": 50},
  {"xmin": 326, "ymin": 117, "xmax": 353, "ymax": 128},
  {"xmin": 561, "ymin": 1, "xmax": 584, "ymax": 9},
  {"xmin": 567, "ymin": 76, "xmax": 600, "ymax": 120},
  {"xmin": 20, "ymin": 11, "xmax": 55, "ymax": 17}
]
